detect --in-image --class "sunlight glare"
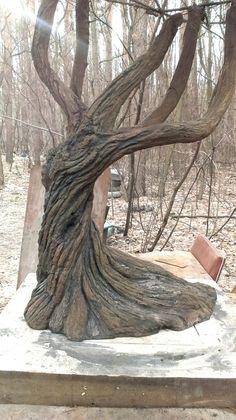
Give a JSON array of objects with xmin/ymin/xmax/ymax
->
[{"xmin": 0, "ymin": 0, "xmax": 29, "ymax": 19}]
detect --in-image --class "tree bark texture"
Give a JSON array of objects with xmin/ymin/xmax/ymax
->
[
  {"xmin": 31, "ymin": 0, "xmax": 110, "ymax": 236},
  {"xmin": 24, "ymin": 134, "xmax": 217, "ymax": 340},
  {"xmin": 24, "ymin": 3, "xmax": 236, "ymax": 341}
]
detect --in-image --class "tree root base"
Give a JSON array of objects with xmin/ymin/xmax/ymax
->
[{"xmin": 24, "ymin": 233, "xmax": 217, "ymax": 342}]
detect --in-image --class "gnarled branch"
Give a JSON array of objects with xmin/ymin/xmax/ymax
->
[
  {"xmin": 143, "ymin": 5, "xmax": 204, "ymax": 126},
  {"xmin": 32, "ymin": 0, "xmax": 86, "ymax": 128},
  {"xmin": 70, "ymin": 0, "xmax": 90, "ymax": 99},
  {"xmin": 88, "ymin": 12, "xmax": 184, "ymax": 128},
  {"xmin": 100, "ymin": 1, "xmax": 236, "ymax": 168}
]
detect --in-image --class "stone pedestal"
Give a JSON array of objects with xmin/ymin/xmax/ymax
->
[{"xmin": 0, "ymin": 274, "xmax": 236, "ymax": 407}]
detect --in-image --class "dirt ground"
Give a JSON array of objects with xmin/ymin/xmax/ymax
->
[
  {"xmin": 0, "ymin": 157, "xmax": 29, "ymax": 312},
  {"xmin": 0, "ymin": 157, "xmax": 236, "ymax": 313}
]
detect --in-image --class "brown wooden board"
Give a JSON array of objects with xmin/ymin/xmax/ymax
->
[
  {"xmin": 138, "ymin": 251, "xmax": 213, "ymax": 281},
  {"xmin": 0, "ymin": 371, "xmax": 236, "ymax": 408},
  {"xmin": 17, "ymin": 166, "xmax": 44, "ymax": 288}
]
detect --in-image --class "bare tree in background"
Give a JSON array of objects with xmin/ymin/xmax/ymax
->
[
  {"xmin": 2, "ymin": 14, "xmax": 14, "ymax": 166},
  {"xmin": 24, "ymin": 1, "xmax": 236, "ymax": 341}
]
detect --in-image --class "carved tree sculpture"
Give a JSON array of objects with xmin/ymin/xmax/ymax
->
[{"xmin": 24, "ymin": 0, "xmax": 236, "ymax": 341}]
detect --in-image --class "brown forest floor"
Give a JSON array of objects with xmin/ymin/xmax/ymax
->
[{"xmin": 0, "ymin": 157, "xmax": 236, "ymax": 314}]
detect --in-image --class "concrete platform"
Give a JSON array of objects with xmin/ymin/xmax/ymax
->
[{"xmin": 0, "ymin": 274, "xmax": 236, "ymax": 408}]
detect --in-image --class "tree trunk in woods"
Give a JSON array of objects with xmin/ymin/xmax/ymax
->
[
  {"xmin": 0, "ymin": 151, "xmax": 4, "ymax": 187},
  {"xmin": 25, "ymin": 2, "xmax": 236, "ymax": 341},
  {"xmin": 133, "ymin": 10, "xmax": 148, "ymax": 196},
  {"xmin": 134, "ymin": 150, "xmax": 147, "ymax": 196},
  {"xmin": 90, "ymin": 3, "xmax": 102, "ymax": 100},
  {"xmin": 157, "ymin": 145, "xmax": 174, "ymax": 198},
  {"xmin": 2, "ymin": 14, "xmax": 14, "ymax": 166}
]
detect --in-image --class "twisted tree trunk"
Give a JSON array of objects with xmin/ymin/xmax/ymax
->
[
  {"xmin": 24, "ymin": 2, "xmax": 236, "ymax": 341},
  {"xmin": 24, "ymin": 128, "xmax": 216, "ymax": 340}
]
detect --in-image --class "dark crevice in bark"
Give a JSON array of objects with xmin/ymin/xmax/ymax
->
[{"xmin": 25, "ymin": 213, "xmax": 217, "ymax": 341}]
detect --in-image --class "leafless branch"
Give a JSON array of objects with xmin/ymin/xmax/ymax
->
[
  {"xmin": 88, "ymin": 12, "xmax": 183, "ymax": 128},
  {"xmin": 171, "ymin": 214, "xmax": 236, "ymax": 219},
  {"xmin": 32, "ymin": 0, "xmax": 86, "ymax": 130},
  {"xmin": 143, "ymin": 5, "xmax": 204, "ymax": 126},
  {"xmin": 209, "ymin": 208, "xmax": 236, "ymax": 238},
  {"xmin": 148, "ymin": 142, "xmax": 201, "ymax": 251},
  {"xmin": 70, "ymin": 0, "xmax": 89, "ymax": 99},
  {"xmin": 0, "ymin": 114, "xmax": 63, "ymax": 137},
  {"xmin": 103, "ymin": 1, "xmax": 236, "ymax": 163},
  {"xmin": 106, "ymin": 0, "xmax": 231, "ymax": 17}
]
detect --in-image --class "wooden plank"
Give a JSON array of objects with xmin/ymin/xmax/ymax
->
[
  {"xmin": 17, "ymin": 165, "xmax": 44, "ymax": 288},
  {"xmin": 0, "ymin": 371, "xmax": 236, "ymax": 408},
  {"xmin": 139, "ymin": 251, "xmax": 213, "ymax": 280}
]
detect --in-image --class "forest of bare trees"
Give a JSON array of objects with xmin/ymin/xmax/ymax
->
[
  {"xmin": 0, "ymin": 1, "xmax": 236, "ymax": 340},
  {"xmin": 0, "ymin": 1, "xmax": 235, "ymax": 239}
]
